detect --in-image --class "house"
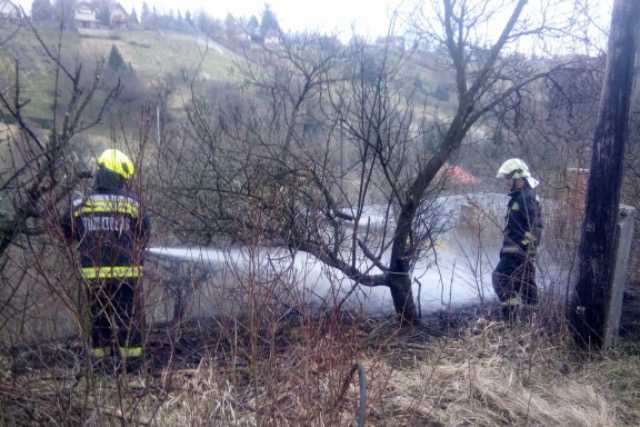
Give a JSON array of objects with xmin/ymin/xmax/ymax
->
[
  {"xmin": 264, "ymin": 35, "xmax": 279, "ymax": 46},
  {"xmin": 75, "ymin": 1, "xmax": 99, "ymax": 29},
  {"xmin": 436, "ymin": 165, "xmax": 479, "ymax": 186},
  {"xmin": 110, "ymin": 3, "xmax": 128, "ymax": 29},
  {"xmin": 0, "ymin": 0, "xmax": 21, "ymax": 24},
  {"xmin": 263, "ymin": 30, "xmax": 280, "ymax": 47}
]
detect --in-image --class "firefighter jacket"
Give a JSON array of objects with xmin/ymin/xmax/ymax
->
[
  {"xmin": 500, "ymin": 186, "xmax": 542, "ymax": 256},
  {"xmin": 61, "ymin": 186, "xmax": 150, "ymax": 281}
]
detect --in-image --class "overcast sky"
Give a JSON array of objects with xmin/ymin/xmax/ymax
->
[{"xmin": 12, "ymin": 0, "xmax": 402, "ymax": 40}]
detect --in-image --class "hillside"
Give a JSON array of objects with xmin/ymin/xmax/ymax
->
[
  {"xmin": 0, "ymin": 24, "xmax": 243, "ymax": 125},
  {"xmin": 77, "ymin": 31, "xmax": 239, "ymax": 83},
  {"xmin": 0, "ymin": 24, "xmax": 459, "ymax": 128}
]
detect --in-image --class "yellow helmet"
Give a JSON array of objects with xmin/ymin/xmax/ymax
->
[
  {"xmin": 496, "ymin": 158, "xmax": 530, "ymax": 180},
  {"xmin": 98, "ymin": 149, "xmax": 135, "ymax": 179}
]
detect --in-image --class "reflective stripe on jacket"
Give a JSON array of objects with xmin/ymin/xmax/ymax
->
[
  {"xmin": 82, "ymin": 266, "xmax": 143, "ymax": 279},
  {"xmin": 73, "ymin": 194, "xmax": 140, "ymax": 218},
  {"xmin": 61, "ymin": 190, "xmax": 150, "ymax": 276}
]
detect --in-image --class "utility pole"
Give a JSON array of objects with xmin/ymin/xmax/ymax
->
[{"xmin": 570, "ymin": 0, "xmax": 640, "ymax": 349}]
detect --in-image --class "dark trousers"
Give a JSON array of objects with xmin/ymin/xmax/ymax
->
[
  {"xmin": 88, "ymin": 278, "xmax": 143, "ymax": 361},
  {"xmin": 492, "ymin": 254, "xmax": 538, "ymax": 309}
]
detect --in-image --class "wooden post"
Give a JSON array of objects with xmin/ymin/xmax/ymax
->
[{"xmin": 570, "ymin": 0, "xmax": 640, "ymax": 349}]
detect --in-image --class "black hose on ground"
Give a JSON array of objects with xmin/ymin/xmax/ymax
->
[
  {"xmin": 333, "ymin": 362, "xmax": 367, "ymax": 427},
  {"xmin": 356, "ymin": 362, "xmax": 367, "ymax": 426}
]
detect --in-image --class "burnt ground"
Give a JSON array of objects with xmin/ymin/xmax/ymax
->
[
  {"xmin": 4, "ymin": 304, "xmax": 495, "ymax": 377},
  {"xmin": 5, "ymin": 297, "xmax": 640, "ymax": 378}
]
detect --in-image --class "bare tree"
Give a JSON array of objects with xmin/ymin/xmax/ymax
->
[
  {"xmin": 157, "ymin": 1, "xmax": 585, "ymax": 324},
  {"xmin": 0, "ymin": 16, "xmax": 121, "ymax": 259},
  {"xmin": 0, "ymin": 2, "xmax": 23, "ymax": 47},
  {"xmin": 0, "ymin": 14, "xmax": 122, "ymax": 354}
]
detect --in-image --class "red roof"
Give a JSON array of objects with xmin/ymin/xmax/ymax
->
[{"xmin": 437, "ymin": 165, "xmax": 478, "ymax": 185}]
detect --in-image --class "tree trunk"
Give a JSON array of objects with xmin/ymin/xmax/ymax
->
[
  {"xmin": 570, "ymin": 0, "xmax": 639, "ymax": 349},
  {"xmin": 387, "ymin": 253, "xmax": 418, "ymax": 324},
  {"xmin": 388, "ymin": 277, "xmax": 418, "ymax": 325}
]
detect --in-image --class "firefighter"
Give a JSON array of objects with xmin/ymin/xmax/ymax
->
[
  {"xmin": 61, "ymin": 149, "xmax": 150, "ymax": 374},
  {"xmin": 492, "ymin": 158, "xmax": 543, "ymax": 322}
]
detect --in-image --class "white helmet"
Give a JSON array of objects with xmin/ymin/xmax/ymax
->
[{"xmin": 496, "ymin": 158, "xmax": 539, "ymax": 188}]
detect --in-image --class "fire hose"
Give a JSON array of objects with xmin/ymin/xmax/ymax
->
[{"xmin": 333, "ymin": 362, "xmax": 367, "ymax": 427}]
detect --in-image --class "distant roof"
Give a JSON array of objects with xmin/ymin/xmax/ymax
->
[
  {"xmin": 437, "ymin": 165, "xmax": 478, "ymax": 185},
  {"xmin": 76, "ymin": 1, "xmax": 94, "ymax": 8},
  {"xmin": 112, "ymin": 3, "xmax": 128, "ymax": 14}
]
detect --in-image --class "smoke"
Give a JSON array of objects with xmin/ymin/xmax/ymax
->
[
  {"xmin": 147, "ymin": 192, "xmax": 564, "ymax": 319},
  {"xmin": 147, "ymin": 237, "xmax": 496, "ymax": 318}
]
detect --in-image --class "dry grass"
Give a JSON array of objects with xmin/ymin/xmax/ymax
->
[
  {"xmin": 2, "ymin": 314, "xmax": 638, "ymax": 426},
  {"xmin": 375, "ymin": 319, "xmax": 616, "ymax": 427}
]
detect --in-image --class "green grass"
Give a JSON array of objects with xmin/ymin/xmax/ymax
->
[
  {"xmin": 1, "ymin": 25, "xmax": 242, "ymax": 81},
  {"xmin": 600, "ymin": 355, "xmax": 640, "ymax": 425},
  {"xmin": 117, "ymin": 31, "xmax": 242, "ymax": 81},
  {"xmin": 1, "ymin": 24, "xmax": 461, "ymax": 138},
  {"xmin": 1, "ymin": 26, "xmax": 245, "ymax": 126}
]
